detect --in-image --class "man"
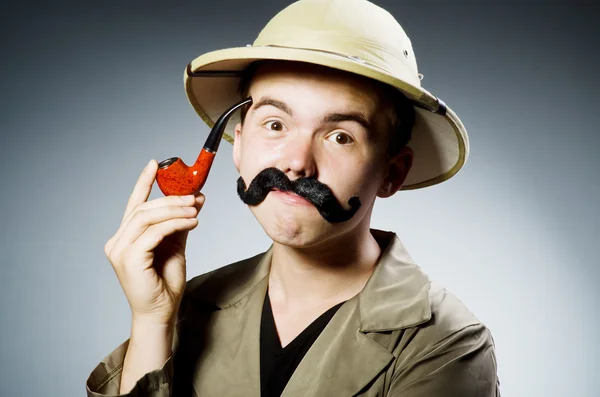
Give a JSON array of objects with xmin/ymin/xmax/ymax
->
[{"xmin": 86, "ymin": 0, "xmax": 501, "ymax": 396}]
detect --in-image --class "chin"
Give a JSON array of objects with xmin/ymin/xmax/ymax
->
[
  {"xmin": 250, "ymin": 196, "xmax": 334, "ymax": 248},
  {"xmin": 267, "ymin": 221, "xmax": 328, "ymax": 248},
  {"xmin": 251, "ymin": 198, "xmax": 370, "ymax": 249}
]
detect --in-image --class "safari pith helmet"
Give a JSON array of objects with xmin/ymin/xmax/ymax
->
[{"xmin": 184, "ymin": 0, "xmax": 468, "ymax": 190}]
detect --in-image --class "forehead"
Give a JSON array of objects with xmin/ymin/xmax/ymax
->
[{"xmin": 246, "ymin": 61, "xmax": 384, "ymax": 113}]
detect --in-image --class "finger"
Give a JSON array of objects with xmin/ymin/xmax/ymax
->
[
  {"xmin": 111, "ymin": 205, "xmax": 199, "ymax": 256},
  {"xmin": 162, "ymin": 194, "xmax": 206, "ymax": 251},
  {"xmin": 121, "ymin": 160, "xmax": 158, "ymax": 225},
  {"xmin": 192, "ymin": 193, "xmax": 206, "ymax": 211},
  {"xmin": 107, "ymin": 193, "xmax": 204, "ymax": 256},
  {"xmin": 119, "ymin": 194, "xmax": 197, "ymax": 233},
  {"xmin": 130, "ymin": 218, "xmax": 199, "ymax": 266}
]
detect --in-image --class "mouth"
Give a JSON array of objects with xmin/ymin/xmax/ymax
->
[
  {"xmin": 270, "ymin": 188, "xmax": 312, "ymax": 206},
  {"xmin": 271, "ymin": 187, "xmax": 293, "ymax": 195}
]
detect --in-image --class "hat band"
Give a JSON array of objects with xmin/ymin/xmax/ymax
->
[
  {"xmin": 258, "ymin": 44, "xmax": 392, "ymax": 75},
  {"xmin": 251, "ymin": 45, "xmax": 447, "ymax": 115},
  {"xmin": 254, "ymin": 28, "xmax": 420, "ymax": 85}
]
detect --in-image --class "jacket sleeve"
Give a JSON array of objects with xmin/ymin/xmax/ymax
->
[
  {"xmin": 85, "ymin": 338, "xmax": 174, "ymax": 397},
  {"xmin": 387, "ymin": 323, "xmax": 501, "ymax": 397},
  {"xmin": 84, "ymin": 269, "xmax": 216, "ymax": 397}
]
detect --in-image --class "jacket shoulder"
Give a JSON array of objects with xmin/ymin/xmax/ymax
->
[
  {"xmin": 389, "ymin": 282, "xmax": 500, "ymax": 394},
  {"xmin": 391, "ymin": 280, "xmax": 496, "ymax": 369},
  {"xmin": 425, "ymin": 281, "xmax": 485, "ymax": 337}
]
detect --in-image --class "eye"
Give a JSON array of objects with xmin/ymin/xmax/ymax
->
[
  {"xmin": 264, "ymin": 120, "xmax": 285, "ymax": 132},
  {"xmin": 326, "ymin": 132, "xmax": 354, "ymax": 145}
]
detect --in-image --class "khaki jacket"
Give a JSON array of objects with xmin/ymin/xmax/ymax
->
[{"xmin": 86, "ymin": 230, "xmax": 501, "ymax": 396}]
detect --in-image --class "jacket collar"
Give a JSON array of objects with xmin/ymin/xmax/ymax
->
[
  {"xmin": 358, "ymin": 229, "xmax": 432, "ymax": 332},
  {"xmin": 185, "ymin": 229, "xmax": 432, "ymax": 397},
  {"xmin": 189, "ymin": 228, "xmax": 431, "ymax": 332}
]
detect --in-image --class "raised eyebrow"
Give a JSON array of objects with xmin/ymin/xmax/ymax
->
[
  {"xmin": 251, "ymin": 98, "xmax": 371, "ymax": 130},
  {"xmin": 321, "ymin": 112, "xmax": 371, "ymax": 131},
  {"xmin": 251, "ymin": 96, "xmax": 293, "ymax": 116}
]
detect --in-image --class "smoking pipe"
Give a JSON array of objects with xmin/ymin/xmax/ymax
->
[{"xmin": 156, "ymin": 97, "xmax": 252, "ymax": 196}]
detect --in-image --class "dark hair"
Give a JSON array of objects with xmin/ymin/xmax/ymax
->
[{"xmin": 237, "ymin": 61, "xmax": 415, "ymax": 159}]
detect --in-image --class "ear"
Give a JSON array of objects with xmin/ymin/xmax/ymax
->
[
  {"xmin": 232, "ymin": 122, "xmax": 243, "ymax": 173},
  {"xmin": 377, "ymin": 146, "xmax": 413, "ymax": 198}
]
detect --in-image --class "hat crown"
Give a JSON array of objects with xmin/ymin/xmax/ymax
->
[{"xmin": 253, "ymin": 0, "xmax": 420, "ymax": 86}]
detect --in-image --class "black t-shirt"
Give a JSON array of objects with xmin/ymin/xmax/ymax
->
[{"xmin": 260, "ymin": 292, "xmax": 345, "ymax": 397}]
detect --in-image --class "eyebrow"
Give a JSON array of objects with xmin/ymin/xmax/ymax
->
[
  {"xmin": 321, "ymin": 112, "xmax": 371, "ymax": 131},
  {"xmin": 252, "ymin": 97, "xmax": 293, "ymax": 116},
  {"xmin": 252, "ymin": 96, "xmax": 372, "ymax": 131}
]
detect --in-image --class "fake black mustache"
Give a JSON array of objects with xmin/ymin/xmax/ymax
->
[{"xmin": 236, "ymin": 167, "xmax": 361, "ymax": 223}]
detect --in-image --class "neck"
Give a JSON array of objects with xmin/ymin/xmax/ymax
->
[{"xmin": 268, "ymin": 225, "xmax": 381, "ymax": 308}]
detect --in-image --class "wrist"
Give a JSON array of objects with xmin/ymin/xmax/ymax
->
[
  {"xmin": 128, "ymin": 320, "xmax": 174, "ymax": 364},
  {"xmin": 132, "ymin": 312, "xmax": 176, "ymax": 329},
  {"xmin": 120, "ymin": 316, "xmax": 175, "ymax": 393},
  {"xmin": 130, "ymin": 316, "xmax": 175, "ymax": 347},
  {"xmin": 131, "ymin": 317, "xmax": 174, "ymax": 335}
]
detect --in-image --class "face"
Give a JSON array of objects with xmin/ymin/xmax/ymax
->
[{"xmin": 233, "ymin": 62, "xmax": 412, "ymax": 248}]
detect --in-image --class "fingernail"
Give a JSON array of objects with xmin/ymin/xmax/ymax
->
[{"xmin": 180, "ymin": 194, "xmax": 194, "ymax": 202}]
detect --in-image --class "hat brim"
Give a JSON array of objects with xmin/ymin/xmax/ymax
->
[{"xmin": 184, "ymin": 45, "xmax": 469, "ymax": 190}]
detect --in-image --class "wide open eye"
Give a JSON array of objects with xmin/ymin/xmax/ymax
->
[
  {"xmin": 326, "ymin": 132, "xmax": 355, "ymax": 145},
  {"xmin": 264, "ymin": 120, "xmax": 286, "ymax": 132}
]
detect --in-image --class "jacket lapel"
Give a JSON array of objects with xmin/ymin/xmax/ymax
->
[
  {"xmin": 185, "ymin": 250, "xmax": 272, "ymax": 397},
  {"xmin": 281, "ymin": 229, "xmax": 432, "ymax": 397},
  {"xmin": 280, "ymin": 298, "xmax": 394, "ymax": 397}
]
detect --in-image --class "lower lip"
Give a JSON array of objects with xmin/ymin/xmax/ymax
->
[{"xmin": 270, "ymin": 190, "xmax": 313, "ymax": 206}]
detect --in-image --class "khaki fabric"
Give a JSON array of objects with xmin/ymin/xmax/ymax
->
[{"xmin": 86, "ymin": 230, "xmax": 501, "ymax": 396}]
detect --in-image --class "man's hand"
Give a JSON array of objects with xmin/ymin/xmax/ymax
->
[{"xmin": 104, "ymin": 159, "xmax": 205, "ymax": 327}]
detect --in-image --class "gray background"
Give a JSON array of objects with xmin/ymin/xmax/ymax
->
[{"xmin": 1, "ymin": 1, "xmax": 598, "ymax": 396}]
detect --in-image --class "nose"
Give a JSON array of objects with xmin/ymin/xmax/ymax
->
[{"xmin": 281, "ymin": 134, "xmax": 317, "ymax": 180}]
